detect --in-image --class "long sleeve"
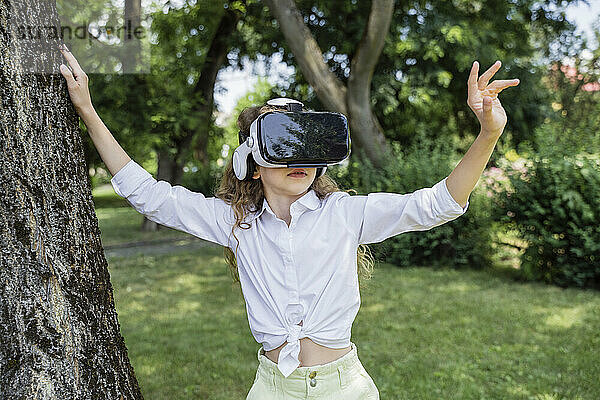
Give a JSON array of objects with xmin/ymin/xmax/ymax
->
[
  {"xmin": 110, "ymin": 159, "xmax": 232, "ymax": 247},
  {"xmin": 334, "ymin": 177, "xmax": 469, "ymax": 245}
]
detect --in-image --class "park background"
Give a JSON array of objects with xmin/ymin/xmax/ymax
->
[{"xmin": 60, "ymin": 0, "xmax": 600, "ymax": 398}]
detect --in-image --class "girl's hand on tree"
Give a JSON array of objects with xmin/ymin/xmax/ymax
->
[
  {"xmin": 58, "ymin": 44, "xmax": 93, "ymax": 116},
  {"xmin": 467, "ymin": 60, "xmax": 519, "ymax": 138}
]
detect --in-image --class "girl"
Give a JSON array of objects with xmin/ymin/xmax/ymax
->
[{"xmin": 59, "ymin": 43, "xmax": 519, "ymax": 399}]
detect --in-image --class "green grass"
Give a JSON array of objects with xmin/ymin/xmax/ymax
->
[
  {"xmin": 96, "ymin": 204, "xmax": 191, "ymax": 247},
  {"xmin": 97, "ymin": 205, "xmax": 600, "ymax": 399},
  {"xmin": 93, "ymin": 189, "xmax": 193, "ymax": 246},
  {"xmin": 92, "ymin": 183, "xmax": 131, "ymax": 209}
]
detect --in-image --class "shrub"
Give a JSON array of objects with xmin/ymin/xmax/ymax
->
[
  {"xmin": 491, "ymin": 151, "xmax": 600, "ymax": 289},
  {"xmin": 330, "ymin": 136, "xmax": 495, "ymax": 270}
]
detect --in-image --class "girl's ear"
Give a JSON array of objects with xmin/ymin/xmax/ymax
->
[{"xmin": 252, "ymin": 166, "xmax": 261, "ymax": 179}]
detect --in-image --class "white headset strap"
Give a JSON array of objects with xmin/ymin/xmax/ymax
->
[
  {"xmin": 233, "ymin": 141, "xmax": 253, "ymax": 180},
  {"xmin": 266, "ymin": 97, "xmax": 304, "ymax": 107}
]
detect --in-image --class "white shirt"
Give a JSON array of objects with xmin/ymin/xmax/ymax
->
[{"xmin": 111, "ymin": 159, "xmax": 469, "ymax": 377}]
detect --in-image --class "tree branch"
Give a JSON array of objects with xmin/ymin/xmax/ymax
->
[
  {"xmin": 347, "ymin": 0, "xmax": 395, "ymax": 167},
  {"xmin": 349, "ymin": 0, "xmax": 394, "ymax": 94}
]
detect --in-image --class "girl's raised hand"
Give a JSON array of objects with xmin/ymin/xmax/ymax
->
[
  {"xmin": 58, "ymin": 44, "xmax": 93, "ymax": 115},
  {"xmin": 467, "ymin": 60, "xmax": 519, "ymax": 137}
]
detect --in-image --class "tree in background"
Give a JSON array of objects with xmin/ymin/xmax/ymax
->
[
  {"xmin": 239, "ymin": 0, "xmax": 596, "ymax": 273},
  {"xmin": 183, "ymin": 78, "xmax": 276, "ymax": 193},
  {"xmin": 65, "ymin": 0, "xmax": 593, "ymax": 236},
  {"xmin": 0, "ymin": 1, "xmax": 143, "ymax": 397},
  {"xmin": 78, "ymin": 0, "xmax": 589, "ymax": 183},
  {"xmin": 264, "ymin": 0, "xmax": 394, "ymax": 169}
]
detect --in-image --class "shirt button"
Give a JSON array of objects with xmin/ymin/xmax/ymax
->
[
  {"xmin": 310, "ymin": 378, "xmax": 317, "ymax": 387},
  {"xmin": 309, "ymin": 371, "xmax": 317, "ymax": 379}
]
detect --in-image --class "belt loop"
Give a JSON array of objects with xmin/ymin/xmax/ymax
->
[{"xmin": 337, "ymin": 364, "xmax": 348, "ymax": 389}]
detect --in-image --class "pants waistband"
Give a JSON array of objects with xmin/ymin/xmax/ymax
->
[{"xmin": 257, "ymin": 341, "xmax": 359, "ymax": 379}]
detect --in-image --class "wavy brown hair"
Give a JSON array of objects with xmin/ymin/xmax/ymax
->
[{"xmin": 215, "ymin": 104, "xmax": 374, "ymax": 287}]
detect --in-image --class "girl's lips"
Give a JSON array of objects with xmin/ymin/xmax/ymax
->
[
  {"xmin": 288, "ymin": 172, "xmax": 307, "ymax": 178},
  {"xmin": 288, "ymin": 169, "xmax": 307, "ymax": 176}
]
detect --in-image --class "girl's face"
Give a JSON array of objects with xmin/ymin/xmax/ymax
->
[{"xmin": 253, "ymin": 166, "xmax": 317, "ymax": 197}]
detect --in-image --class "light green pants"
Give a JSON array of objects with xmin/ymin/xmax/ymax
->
[{"xmin": 246, "ymin": 342, "xmax": 380, "ymax": 400}]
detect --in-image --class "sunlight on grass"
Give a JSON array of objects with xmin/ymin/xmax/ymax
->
[
  {"xmin": 362, "ymin": 303, "xmax": 385, "ymax": 313},
  {"xmin": 534, "ymin": 394, "xmax": 585, "ymax": 400},
  {"xmin": 506, "ymin": 384, "xmax": 531, "ymax": 396},
  {"xmin": 437, "ymin": 281, "xmax": 481, "ymax": 292},
  {"xmin": 175, "ymin": 300, "xmax": 203, "ymax": 314},
  {"xmin": 544, "ymin": 305, "xmax": 586, "ymax": 328},
  {"xmin": 138, "ymin": 363, "xmax": 159, "ymax": 377}
]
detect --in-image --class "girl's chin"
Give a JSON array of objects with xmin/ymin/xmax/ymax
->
[{"xmin": 278, "ymin": 182, "xmax": 311, "ymax": 194}]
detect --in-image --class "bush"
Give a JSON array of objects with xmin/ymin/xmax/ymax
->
[
  {"xmin": 491, "ymin": 151, "xmax": 600, "ymax": 289},
  {"xmin": 329, "ymin": 136, "xmax": 495, "ymax": 270}
]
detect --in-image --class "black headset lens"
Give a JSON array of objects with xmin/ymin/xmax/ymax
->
[{"xmin": 257, "ymin": 112, "xmax": 349, "ymax": 167}]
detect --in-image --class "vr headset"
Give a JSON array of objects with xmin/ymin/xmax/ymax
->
[{"xmin": 233, "ymin": 98, "xmax": 351, "ymax": 181}]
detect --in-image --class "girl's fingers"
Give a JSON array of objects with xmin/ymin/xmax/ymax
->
[
  {"xmin": 59, "ymin": 47, "xmax": 86, "ymax": 79},
  {"xmin": 490, "ymin": 79, "xmax": 520, "ymax": 86},
  {"xmin": 486, "ymin": 79, "xmax": 520, "ymax": 92},
  {"xmin": 478, "ymin": 61, "xmax": 502, "ymax": 90},
  {"xmin": 467, "ymin": 61, "xmax": 479, "ymax": 101},
  {"xmin": 59, "ymin": 64, "xmax": 77, "ymax": 87}
]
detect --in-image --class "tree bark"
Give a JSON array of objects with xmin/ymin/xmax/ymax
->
[
  {"xmin": 123, "ymin": 0, "xmax": 142, "ymax": 74},
  {"xmin": 347, "ymin": 0, "xmax": 395, "ymax": 167},
  {"xmin": 264, "ymin": 0, "xmax": 394, "ymax": 168},
  {"xmin": 0, "ymin": 1, "xmax": 144, "ymax": 398}
]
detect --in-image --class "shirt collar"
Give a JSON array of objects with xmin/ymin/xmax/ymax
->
[{"xmin": 246, "ymin": 189, "xmax": 320, "ymax": 222}]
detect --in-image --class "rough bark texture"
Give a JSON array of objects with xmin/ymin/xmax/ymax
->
[
  {"xmin": 264, "ymin": 0, "xmax": 395, "ymax": 168},
  {"xmin": 0, "ymin": 1, "xmax": 144, "ymax": 398}
]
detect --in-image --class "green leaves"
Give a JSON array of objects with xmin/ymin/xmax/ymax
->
[
  {"xmin": 492, "ymin": 151, "xmax": 600, "ymax": 288},
  {"xmin": 436, "ymin": 70, "xmax": 453, "ymax": 88},
  {"xmin": 440, "ymin": 24, "xmax": 465, "ymax": 44}
]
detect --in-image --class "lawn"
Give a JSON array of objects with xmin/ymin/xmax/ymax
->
[
  {"xmin": 97, "ymin": 203, "xmax": 600, "ymax": 399},
  {"xmin": 94, "ymin": 184, "xmax": 191, "ymax": 247}
]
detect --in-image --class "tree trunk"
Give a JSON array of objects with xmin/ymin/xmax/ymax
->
[
  {"xmin": 123, "ymin": 0, "xmax": 142, "ymax": 74},
  {"xmin": 191, "ymin": 6, "xmax": 240, "ymax": 165},
  {"xmin": 0, "ymin": 1, "xmax": 144, "ymax": 398},
  {"xmin": 264, "ymin": 0, "xmax": 394, "ymax": 168},
  {"xmin": 140, "ymin": 148, "xmax": 183, "ymax": 232}
]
